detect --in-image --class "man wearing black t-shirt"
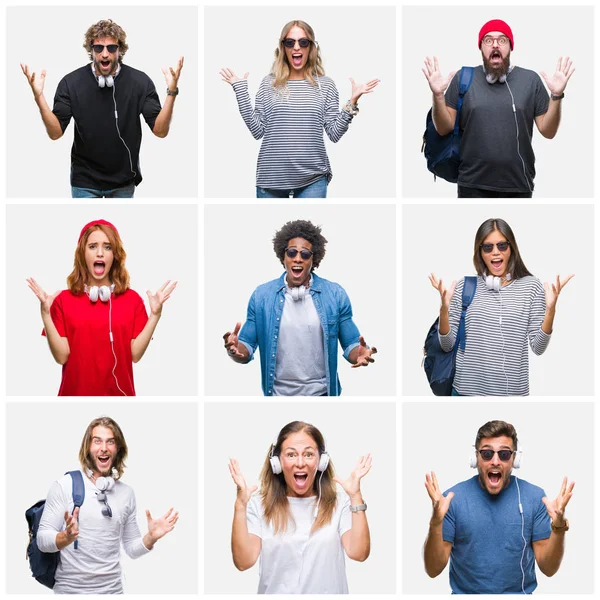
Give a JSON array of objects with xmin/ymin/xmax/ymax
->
[
  {"xmin": 21, "ymin": 19, "xmax": 184, "ymax": 198},
  {"xmin": 422, "ymin": 19, "xmax": 574, "ymax": 198}
]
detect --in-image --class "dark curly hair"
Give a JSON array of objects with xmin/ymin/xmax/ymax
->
[
  {"xmin": 83, "ymin": 19, "xmax": 129, "ymax": 63},
  {"xmin": 272, "ymin": 220, "xmax": 328, "ymax": 270}
]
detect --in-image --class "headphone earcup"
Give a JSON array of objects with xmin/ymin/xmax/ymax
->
[
  {"xmin": 513, "ymin": 451, "xmax": 522, "ymax": 469},
  {"xmin": 97, "ymin": 75, "xmax": 106, "ymax": 88},
  {"xmin": 270, "ymin": 456, "xmax": 282, "ymax": 475},
  {"xmin": 105, "ymin": 75, "xmax": 114, "ymax": 88},
  {"xmin": 95, "ymin": 476, "xmax": 115, "ymax": 491},
  {"xmin": 469, "ymin": 453, "xmax": 478, "ymax": 469},
  {"xmin": 88, "ymin": 286, "xmax": 99, "ymax": 302},
  {"xmin": 318, "ymin": 452, "xmax": 330, "ymax": 472},
  {"xmin": 98, "ymin": 285, "xmax": 112, "ymax": 302}
]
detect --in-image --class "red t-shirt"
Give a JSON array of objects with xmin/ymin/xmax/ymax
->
[{"xmin": 42, "ymin": 289, "xmax": 148, "ymax": 396}]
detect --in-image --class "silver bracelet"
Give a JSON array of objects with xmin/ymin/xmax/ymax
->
[
  {"xmin": 342, "ymin": 100, "xmax": 359, "ymax": 116},
  {"xmin": 350, "ymin": 502, "xmax": 367, "ymax": 512}
]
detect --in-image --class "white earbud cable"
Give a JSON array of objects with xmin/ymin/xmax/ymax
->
[
  {"xmin": 505, "ymin": 80, "xmax": 532, "ymax": 192},
  {"xmin": 108, "ymin": 295, "xmax": 127, "ymax": 396}
]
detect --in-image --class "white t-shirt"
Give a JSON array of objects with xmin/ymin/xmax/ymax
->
[
  {"xmin": 37, "ymin": 471, "xmax": 150, "ymax": 594},
  {"xmin": 246, "ymin": 491, "xmax": 352, "ymax": 594}
]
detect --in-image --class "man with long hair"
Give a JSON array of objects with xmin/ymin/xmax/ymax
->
[
  {"xmin": 20, "ymin": 19, "xmax": 184, "ymax": 198},
  {"xmin": 423, "ymin": 19, "xmax": 574, "ymax": 197},
  {"xmin": 36, "ymin": 417, "xmax": 178, "ymax": 594},
  {"xmin": 423, "ymin": 420, "xmax": 574, "ymax": 593}
]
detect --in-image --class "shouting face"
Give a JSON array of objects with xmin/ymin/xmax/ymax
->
[{"xmin": 476, "ymin": 435, "xmax": 516, "ymax": 495}]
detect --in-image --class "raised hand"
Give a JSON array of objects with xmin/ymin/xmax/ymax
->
[
  {"xmin": 161, "ymin": 56, "xmax": 184, "ymax": 92},
  {"xmin": 542, "ymin": 477, "xmax": 574, "ymax": 527},
  {"xmin": 333, "ymin": 454, "xmax": 372, "ymax": 497},
  {"xmin": 544, "ymin": 274, "xmax": 574, "ymax": 311},
  {"xmin": 349, "ymin": 78, "xmax": 380, "ymax": 104},
  {"xmin": 351, "ymin": 336, "xmax": 377, "ymax": 368},
  {"xmin": 422, "ymin": 57, "xmax": 456, "ymax": 96},
  {"xmin": 146, "ymin": 280, "xmax": 178, "ymax": 316},
  {"xmin": 428, "ymin": 273, "xmax": 456, "ymax": 310},
  {"xmin": 540, "ymin": 57, "xmax": 575, "ymax": 96},
  {"xmin": 229, "ymin": 458, "xmax": 257, "ymax": 506},
  {"xmin": 223, "ymin": 322, "xmax": 244, "ymax": 358},
  {"xmin": 146, "ymin": 507, "xmax": 179, "ymax": 542},
  {"xmin": 425, "ymin": 471, "xmax": 454, "ymax": 526},
  {"xmin": 64, "ymin": 507, "xmax": 80, "ymax": 544},
  {"xmin": 220, "ymin": 67, "xmax": 248, "ymax": 86},
  {"xmin": 27, "ymin": 277, "xmax": 60, "ymax": 315},
  {"xmin": 21, "ymin": 63, "xmax": 46, "ymax": 98}
]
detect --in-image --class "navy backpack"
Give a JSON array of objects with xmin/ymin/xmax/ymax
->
[
  {"xmin": 423, "ymin": 276, "xmax": 477, "ymax": 395},
  {"xmin": 422, "ymin": 66, "xmax": 474, "ymax": 183},
  {"xmin": 25, "ymin": 470, "xmax": 85, "ymax": 589}
]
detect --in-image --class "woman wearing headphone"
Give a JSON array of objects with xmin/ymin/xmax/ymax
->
[
  {"xmin": 428, "ymin": 217, "xmax": 573, "ymax": 396},
  {"xmin": 228, "ymin": 420, "xmax": 371, "ymax": 594},
  {"xmin": 27, "ymin": 219, "xmax": 177, "ymax": 396},
  {"xmin": 219, "ymin": 19, "xmax": 379, "ymax": 198}
]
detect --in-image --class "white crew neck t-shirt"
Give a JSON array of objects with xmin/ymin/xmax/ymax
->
[{"xmin": 246, "ymin": 491, "xmax": 352, "ymax": 594}]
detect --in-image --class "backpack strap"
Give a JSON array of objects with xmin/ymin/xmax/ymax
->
[
  {"xmin": 456, "ymin": 276, "xmax": 477, "ymax": 351},
  {"xmin": 453, "ymin": 66, "xmax": 474, "ymax": 136},
  {"xmin": 66, "ymin": 471, "xmax": 85, "ymax": 549}
]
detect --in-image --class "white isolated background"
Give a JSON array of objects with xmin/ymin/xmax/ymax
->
[
  {"xmin": 402, "ymin": 402, "xmax": 593, "ymax": 594},
  {"xmin": 402, "ymin": 204, "xmax": 593, "ymax": 396},
  {"xmin": 7, "ymin": 5, "xmax": 198, "ymax": 198},
  {"xmin": 204, "ymin": 204, "xmax": 396, "ymax": 396},
  {"xmin": 204, "ymin": 401, "xmax": 396, "ymax": 594},
  {"xmin": 402, "ymin": 5, "xmax": 593, "ymax": 198},
  {"xmin": 6, "ymin": 204, "xmax": 198, "ymax": 396},
  {"xmin": 204, "ymin": 6, "xmax": 396, "ymax": 198},
  {"xmin": 6, "ymin": 401, "xmax": 198, "ymax": 594}
]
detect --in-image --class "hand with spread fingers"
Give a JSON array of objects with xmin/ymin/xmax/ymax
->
[
  {"xmin": 220, "ymin": 67, "xmax": 249, "ymax": 86},
  {"xmin": 146, "ymin": 507, "xmax": 179, "ymax": 542},
  {"xmin": 542, "ymin": 477, "xmax": 574, "ymax": 528},
  {"xmin": 146, "ymin": 280, "xmax": 178, "ymax": 316},
  {"xmin": 425, "ymin": 471, "xmax": 455, "ymax": 526},
  {"xmin": 544, "ymin": 274, "xmax": 574, "ymax": 312},
  {"xmin": 540, "ymin": 57, "xmax": 575, "ymax": 97},
  {"xmin": 21, "ymin": 63, "xmax": 47, "ymax": 98},
  {"xmin": 333, "ymin": 454, "xmax": 372, "ymax": 498},
  {"xmin": 422, "ymin": 56, "xmax": 456, "ymax": 96},
  {"xmin": 428, "ymin": 272, "xmax": 456, "ymax": 310},
  {"xmin": 162, "ymin": 56, "xmax": 184, "ymax": 92},
  {"xmin": 64, "ymin": 507, "xmax": 80, "ymax": 544},
  {"xmin": 349, "ymin": 78, "xmax": 380, "ymax": 105},
  {"xmin": 350, "ymin": 335, "xmax": 377, "ymax": 368},
  {"xmin": 26, "ymin": 277, "xmax": 60, "ymax": 316},
  {"xmin": 229, "ymin": 458, "xmax": 258, "ymax": 507}
]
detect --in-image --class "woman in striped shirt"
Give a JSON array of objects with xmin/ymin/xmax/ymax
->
[
  {"xmin": 428, "ymin": 218, "xmax": 573, "ymax": 396},
  {"xmin": 220, "ymin": 20, "xmax": 379, "ymax": 198}
]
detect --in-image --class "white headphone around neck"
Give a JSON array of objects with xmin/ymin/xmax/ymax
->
[
  {"xmin": 85, "ymin": 467, "xmax": 118, "ymax": 485},
  {"xmin": 84, "ymin": 283, "xmax": 115, "ymax": 303},
  {"xmin": 484, "ymin": 272, "xmax": 511, "ymax": 292},
  {"xmin": 269, "ymin": 435, "xmax": 329, "ymax": 474},
  {"xmin": 91, "ymin": 62, "xmax": 121, "ymax": 88},
  {"xmin": 469, "ymin": 446, "xmax": 522, "ymax": 469},
  {"xmin": 484, "ymin": 64, "xmax": 513, "ymax": 84}
]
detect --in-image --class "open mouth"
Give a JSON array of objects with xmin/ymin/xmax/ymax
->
[
  {"xmin": 290, "ymin": 265, "xmax": 304, "ymax": 278},
  {"xmin": 100, "ymin": 59, "xmax": 112, "ymax": 70},
  {"xmin": 98, "ymin": 455, "xmax": 111, "ymax": 466},
  {"xmin": 94, "ymin": 261, "xmax": 105, "ymax": 275},
  {"xmin": 487, "ymin": 470, "xmax": 502, "ymax": 487},
  {"xmin": 293, "ymin": 472, "xmax": 308, "ymax": 488},
  {"xmin": 490, "ymin": 51, "xmax": 502, "ymax": 61},
  {"xmin": 490, "ymin": 258, "xmax": 503, "ymax": 272},
  {"xmin": 291, "ymin": 53, "xmax": 303, "ymax": 67}
]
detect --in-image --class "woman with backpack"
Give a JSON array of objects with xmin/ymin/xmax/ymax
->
[
  {"xmin": 219, "ymin": 19, "xmax": 379, "ymax": 198},
  {"xmin": 428, "ymin": 217, "xmax": 572, "ymax": 396}
]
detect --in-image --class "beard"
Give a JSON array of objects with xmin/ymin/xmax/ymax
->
[
  {"xmin": 482, "ymin": 50, "xmax": 511, "ymax": 79},
  {"xmin": 93, "ymin": 55, "xmax": 119, "ymax": 77}
]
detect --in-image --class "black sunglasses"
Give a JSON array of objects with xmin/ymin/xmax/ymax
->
[
  {"xmin": 285, "ymin": 248, "xmax": 313, "ymax": 260},
  {"xmin": 96, "ymin": 491, "xmax": 113, "ymax": 517},
  {"xmin": 477, "ymin": 449, "xmax": 515, "ymax": 462},
  {"xmin": 283, "ymin": 38, "xmax": 311, "ymax": 49},
  {"xmin": 92, "ymin": 44, "xmax": 119, "ymax": 54},
  {"xmin": 480, "ymin": 241, "xmax": 510, "ymax": 253}
]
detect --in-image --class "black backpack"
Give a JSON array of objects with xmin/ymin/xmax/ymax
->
[
  {"xmin": 25, "ymin": 471, "xmax": 85, "ymax": 588},
  {"xmin": 422, "ymin": 67, "xmax": 474, "ymax": 183},
  {"xmin": 423, "ymin": 277, "xmax": 477, "ymax": 395}
]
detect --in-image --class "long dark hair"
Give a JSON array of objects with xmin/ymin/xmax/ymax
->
[{"xmin": 473, "ymin": 218, "xmax": 532, "ymax": 279}]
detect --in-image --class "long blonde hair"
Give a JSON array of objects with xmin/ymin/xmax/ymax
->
[
  {"xmin": 270, "ymin": 20, "xmax": 325, "ymax": 88},
  {"xmin": 259, "ymin": 421, "xmax": 337, "ymax": 535}
]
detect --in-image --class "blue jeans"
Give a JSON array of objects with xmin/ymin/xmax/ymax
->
[
  {"xmin": 71, "ymin": 183, "xmax": 135, "ymax": 198},
  {"xmin": 256, "ymin": 176, "xmax": 327, "ymax": 198}
]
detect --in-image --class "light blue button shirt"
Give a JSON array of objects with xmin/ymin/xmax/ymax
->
[{"xmin": 238, "ymin": 272, "xmax": 361, "ymax": 396}]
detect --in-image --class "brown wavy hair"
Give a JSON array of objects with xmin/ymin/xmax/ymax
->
[
  {"xmin": 259, "ymin": 421, "xmax": 337, "ymax": 535},
  {"xmin": 79, "ymin": 416, "xmax": 129, "ymax": 479},
  {"xmin": 67, "ymin": 223, "xmax": 130, "ymax": 295},
  {"xmin": 83, "ymin": 19, "xmax": 129, "ymax": 63},
  {"xmin": 271, "ymin": 20, "xmax": 325, "ymax": 88},
  {"xmin": 473, "ymin": 218, "xmax": 533, "ymax": 280},
  {"xmin": 475, "ymin": 420, "xmax": 518, "ymax": 450}
]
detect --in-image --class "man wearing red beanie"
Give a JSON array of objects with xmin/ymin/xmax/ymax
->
[{"xmin": 423, "ymin": 19, "xmax": 574, "ymax": 197}]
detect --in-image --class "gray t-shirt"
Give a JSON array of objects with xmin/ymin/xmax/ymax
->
[{"xmin": 445, "ymin": 66, "xmax": 549, "ymax": 193}]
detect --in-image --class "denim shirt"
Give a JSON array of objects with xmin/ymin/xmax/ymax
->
[{"xmin": 238, "ymin": 273, "xmax": 361, "ymax": 396}]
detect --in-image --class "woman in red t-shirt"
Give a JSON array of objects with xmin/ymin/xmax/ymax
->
[{"xmin": 27, "ymin": 219, "xmax": 177, "ymax": 396}]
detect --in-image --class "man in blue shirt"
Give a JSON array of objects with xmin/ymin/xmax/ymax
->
[
  {"xmin": 423, "ymin": 420, "xmax": 574, "ymax": 593},
  {"xmin": 223, "ymin": 219, "xmax": 376, "ymax": 396}
]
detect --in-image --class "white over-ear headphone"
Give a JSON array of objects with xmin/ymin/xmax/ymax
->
[
  {"xmin": 469, "ymin": 446, "xmax": 522, "ymax": 468},
  {"xmin": 484, "ymin": 63, "xmax": 513, "ymax": 84},
  {"xmin": 95, "ymin": 476, "xmax": 116, "ymax": 491},
  {"xmin": 484, "ymin": 272, "xmax": 511, "ymax": 292},
  {"xmin": 287, "ymin": 285, "xmax": 310, "ymax": 302},
  {"xmin": 91, "ymin": 62, "xmax": 121, "ymax": 88},
  {"xmin": 85, "ymin": 283, "xmax": 115, "ymax": 303},
  {"xmin": 269, "ymin": 435, "xmax": 329, "ymax": 474}
]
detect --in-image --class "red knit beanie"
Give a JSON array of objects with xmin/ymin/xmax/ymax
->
[
  {"xmin": 78, "ymin": 219, "xmax": 119, "ymax": 242},
  {"xmin": 478, "ymin": 19, "xmax": 514, "ymax": 50}
]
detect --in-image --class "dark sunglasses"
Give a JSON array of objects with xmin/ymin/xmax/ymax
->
[
  {"xmin": 283, "ymin": 38, "xmax": 311, "ymax": 49},
  {"xmin": 92, "ymin": 44, "xmax": 119, "ymax": 54},
  {"xmin": 96, "ymin": 491, "xmax": 113, "ymax": 517},
  {"xmin": 477, "ymin": 449, "xmax": 515, "ymax": 462},
  {"xmin": 480, "ymin": 241, "xmax": 510, "ymax": 253},
  {"xmin": 285, "ymin": 248, "xmax": 313, "ymax": 260}
]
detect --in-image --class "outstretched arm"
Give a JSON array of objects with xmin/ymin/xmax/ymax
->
[
  {"xmin": 423, "ymin": 471, "xmax": 453, "ymax": 577},
  {"xmin": 153, "ymin": 57, "xmax": 184, "ymax": 138},
  {"xmin": 20, "ymin": 64, "xmax": 63, "ymax": 140},
  {"xmin": 541, "ymin": 274, "xmax": 574, "ymax": 335}
]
